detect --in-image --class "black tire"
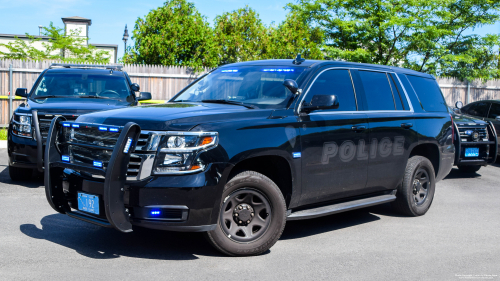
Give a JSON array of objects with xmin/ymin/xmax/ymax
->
[
  {"xmin": 457, "ymin": 165, "xmax": 481, "ymax": 173},
  {"xmin": 392, "ymin": 156, "xmax": 436, "ymax": 217},
  {"xmin": 8, "ymin": 165, "xmax": 34, "ymax": 181},
  {"xmin": 205, "ymin": 170, "xmax": 286, "ymax": 256}
]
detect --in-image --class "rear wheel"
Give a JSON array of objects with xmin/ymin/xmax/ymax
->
[
  {"xmin": 457, "ymin": 165, "xmax": 481, "ymax": 173},
  {"xmin": 8, "ymin": 165, "xmax": 34, "ymax": 181},
  {"xmin": 205, "ymin": 170, "xmax": 286, "ymax": 256},
  {"xmin": 393, "ymin": 156, "xmax": 436, "ymax": 217}
]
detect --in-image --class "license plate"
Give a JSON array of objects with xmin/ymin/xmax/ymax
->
[
  {"xmin": 465, "ymin": 147, "xmax": 479, "ymax": 157},
  {"xmin": 78, "ymin": 192, "xmax": 100, "ymax": 215}
]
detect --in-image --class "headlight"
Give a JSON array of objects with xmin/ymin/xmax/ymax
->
[
  {"xmin": 12, "ymin": 113, "xmax": 32, "ymax": 138},
  {"xmin": 153, "ymin": 131, "xmax": 218, "ymax": 175}
]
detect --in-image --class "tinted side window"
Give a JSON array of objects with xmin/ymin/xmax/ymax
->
[
  {"xmin": 406, "ymin": 75, "xmax": 447, "ymax": 112},
  {"xmin": 488, "ymin": 103, "xmax": 500, "ymax": 119},
  {"xmin": 305, "ymin": 69, "xmax": 357, "ymax": 111},
  {"xmin": 358, "ymin": 71, "xmax": 395, "ymax": 110},
  {"xmin": 466, "ymin": 102, "xmax": 491, "ymax": 118},
  {"xmin": 389, "ymin": 73, "xmax": 410, "ymax": 110}
]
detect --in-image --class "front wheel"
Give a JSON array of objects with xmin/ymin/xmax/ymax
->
[
  {"xmin": 205, "ymin": 171, "xmax": 287, "ymax": 256},
  {"xmin": 457, "ymin": 165, "xmax": 481, "ymax": 173},
  {"xmin": 392, "ymin": 156, "xmax": 436, "ymax": 217}
]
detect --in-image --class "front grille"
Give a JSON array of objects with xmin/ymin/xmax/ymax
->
[
  {"xmin": 457, "ymin": 127, "xmax": 488, "ymax": 142},
  {"xmin": 58, "ymin": 123, "xmax": 158, "ymax": 181},
  {"xmin": 38, "ymin": 114, "xmax": 78, "ymax": 144}
]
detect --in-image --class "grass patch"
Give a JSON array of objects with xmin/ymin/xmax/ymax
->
[{"xmin": 0, "ymin": 129, "xmax": 7, "ymax": 140}]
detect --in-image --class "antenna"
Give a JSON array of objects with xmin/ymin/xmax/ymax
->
[{"xmin": 293, "ymin": 54, "xmax": 305, "ymax": 65}]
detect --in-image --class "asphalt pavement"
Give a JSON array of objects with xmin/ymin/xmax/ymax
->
[{"xmin": 0, "ymin": 148, "xmax": 499, "ymax": 280}]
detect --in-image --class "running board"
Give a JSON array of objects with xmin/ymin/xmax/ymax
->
[{"xmin": 287, "ymin": 194, "xmax": 396, "ymax": 221}]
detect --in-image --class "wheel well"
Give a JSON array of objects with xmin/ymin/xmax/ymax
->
[
  {"xmin": 229, "ymin": 156, "xmax": 293, "ymax": 208},
  {"xmin": 409, "ymin": 144, "xmax": 440, "ymax": 176}
]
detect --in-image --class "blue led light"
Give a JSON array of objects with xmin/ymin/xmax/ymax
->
[
  {"xmin": 61, "ymin": 155, "xmax": 70, "ymax": 162},
  {"xmin": 262, "ymin": 68, "xmax": 295, "ymax": 72},
  {"xmin": 98, "ymin": 126, "xmax": 108, "ymax": 131},
  {"xmin": 123, "ymin": 138, "xmax": 133, "ymax": 154},
  {"xmin": 93, "ymin": 161, "xmax": 103, "ymax": 168},
  {"xmin": 221, "ymin": 69, "xmax": 238, "ymax": 73},
  {"xmin": 293, "ymin": 152, "xmax": 302, "ymax": 158},
  {"xmin": 465, "ymin": 130, "xmax": 473, "ymax": 135},
  {"xmin": 151, "ymin": 210, "xmax": 161, "ymax": 215},
  {"xmin": 109, "ymin": 127, "xmax": 119, "ymax": 132},
  {"xmin": 72, "ymin": 124, "xmax": 80, "ymax": 128},
  {"xmin": 62, "ymin": 123, "xmax": 70, "ymax": 127}
]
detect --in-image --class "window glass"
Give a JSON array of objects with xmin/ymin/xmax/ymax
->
[
  {"xmin": 488, "ymin": 103, "xmax": 500, "ymax": 119},
  {"xmin": 173, "ymin": 66, "xmax": 305, "ymax": 109},
  {"xmin": 358, "ymin": 71, "xmax": 395, "ymax": 110},
  {"xmin": 389, "ymin": 73, "xmax": 409, "ymax": 110},
  {"xmin": 304, "ymin": 69, "xmax": 357, "ymax": 111},
  {"xmin": 465, "ymin": 102, "xmax": 491, "ymax": 118},
  {"xmin": 406, "ymin": 75, "xmax": 448, "ymax": 112}
]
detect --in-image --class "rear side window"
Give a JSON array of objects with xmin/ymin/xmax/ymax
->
[
  {"xmin": 464, "ymin": 102, "xmax": 491, "ymax": 118},
  {"xmin": 488, "ymin": 103, "xmax": 500, "ymax": 119},
  {"xmin": 389, "ymin": 73, "xmax": 410, "ymax": 110},
  {"xmin": 405, "ymin": 75, "xmax": 447, "ymax": 112},
  {"xmin": 358, "ymin": 71, "xmax": 395, "ymax": 110},
  {"xmin": 305, "ymin": 69, "xmax": 357, "ymax": 111}
]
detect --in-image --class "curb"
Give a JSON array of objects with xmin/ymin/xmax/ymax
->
[{"xmin": 0, "ymin": 140, "xmax": 7, "ymax": 149}]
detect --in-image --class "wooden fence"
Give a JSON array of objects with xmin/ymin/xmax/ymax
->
[{"xmin": 1, "ymin": 58, "xmax": 500, "ymax": 126}]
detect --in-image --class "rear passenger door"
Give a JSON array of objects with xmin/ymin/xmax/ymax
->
[
  {"xmin": 352, "ymin": 70, "xmax": 417, "ymax": 192},
  {"xmin": 299, "ymin": 69, "xmax": 369, "ymax": 205}
]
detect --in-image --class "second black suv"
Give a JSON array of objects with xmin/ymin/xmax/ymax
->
[
  {"xmin": 8, "ymin": 64, "xmax": 151, "ymax": 180},
  {"xmin": 43, "ymin": 59, "xmax": 455, "ymax": 256}
]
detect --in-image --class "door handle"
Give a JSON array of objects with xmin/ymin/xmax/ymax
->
[
  {"xmin": 401, "ymin": 123, "xmax": 413, "ymax": 129},
  {"xmin": 351, "ymin": 125, "xmax": 366, "ymax": 132}
]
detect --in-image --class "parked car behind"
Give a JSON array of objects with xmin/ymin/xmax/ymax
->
[
  {"xmin": 456, "ymin": 100, "xmax": 500, "ymax": 157},
  {"xmin": 8, "ymin": 63, "xmax": 151, "ymax": 181},
  {"xmin": 448, "ymin": 104, "xmax": 498, "ymax": 173}
]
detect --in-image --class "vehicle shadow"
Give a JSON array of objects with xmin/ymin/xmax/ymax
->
[
  {"xmin": 443, "ymin": 168, "xmax": 482, "ymax": 180},
  {"xmin": 0, "ymin": 165, "xmax": 44, "ymax": 188}
]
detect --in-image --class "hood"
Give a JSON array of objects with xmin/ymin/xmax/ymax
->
[
  {"xmin": 451, "ymin": 112, "xmax": 488, "ymax": 126},
  {"xmin": 75, "ymin": 102, "xmax": 273, "ymax": 131},
  {"xmin": 22, "ymin": 98, "xmax": 132, "ymax": 115}
]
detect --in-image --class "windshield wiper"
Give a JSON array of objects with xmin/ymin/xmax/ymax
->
[
  {"xmin": 77, "ymin": 95, "xmax": 109, "ymax": 99},
  {"xmin": 201, "ymin": 99, "xmax": 256, "ymax": 109},
  {"xmin": 33, "ymin": 95, "xmax": 67, "ymax": 99}
]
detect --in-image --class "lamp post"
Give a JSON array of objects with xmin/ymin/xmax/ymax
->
[{"xmin": 122, "ymin": 25, "xmax": 129, "ymax": 54}]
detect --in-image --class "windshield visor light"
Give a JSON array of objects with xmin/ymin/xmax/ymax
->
[
  {"xmin": 153, "ymin": 132, "xmax": 218, "ymax": 175},
  {"xmin": 12, "ymin": 113, "xmax": 33, "ymax": 138},
  {"xmin": 262, "ymin": 68, "xmax": 295, "ymax": 72},
  {"xmin": 221, "ymin": 69, "xmax": 238, "ymax": 73}
]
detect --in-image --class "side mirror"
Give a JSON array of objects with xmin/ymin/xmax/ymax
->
[
  {"xmin": 302, "ymin": 95, "xmax": 339, "ymax": 113},
  {"xmin": 496, "ymin": 116, "xmax": 500, "ymax": 121},
  {"xmin": 137, "ymin": 92, "xmax": 152, "ymax": 101},
  {"xmin": 15, "ymin": 88, "xmax": 28, "ymax": 98},
  {"xmin": 283, "ymin": 79, "xmax": 299, "ymax": 94},
  {"xmin": 455, "ymin": 101, "xmax": 463, "ymax": 109},
  {"xmin": 130, "ymin": 83, "xmax": 140, "ymax": 92}
]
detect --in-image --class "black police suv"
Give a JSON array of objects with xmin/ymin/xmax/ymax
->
[
  {"xmin": 454, "ymin": 100, "xmax": 500, "ymax": 158},
  {"xmin": 448, "ymin": 103, "xmax": 498, "ymax": 173},
  {"xmin": 43, "ymin": 59, "xmax": 455, "ymax": 256},
  {"xmin": 8, "ymin": 64, "xmax": 151, "ymax": 181}
]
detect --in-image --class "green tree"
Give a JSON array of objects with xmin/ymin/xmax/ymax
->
[
  {"xmin": 0, "ymin": 22, "xmax": 110, "ymax": 63},
  {"xmin": 123, "ymin": 0, "xmax": 218, "ymax": 70},
  {"xmin": 213, "ymin": 6, "xmax": 268, "ymax": 64},
  {"xmin": 288, "ymin": 0, "xmax": 500, "ymax": 80},
  {"xmin": 265, "ymin": 11, "xmax": 324, "ymax": 60}
]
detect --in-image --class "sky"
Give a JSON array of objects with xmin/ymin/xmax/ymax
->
[{"xmin": 0, "ymin": 0, "xmax": 499, "ymax": 60}]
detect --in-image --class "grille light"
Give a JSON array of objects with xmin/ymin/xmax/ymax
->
[
  {"xmin": 93, "ymin": 161, "xmax": 103, "ymax": 168},
  {"xmin": 98, "ymin": 126, "xmax": 108, "ymax": 131},
  {"xmin": 151, "ymin": 210, "xmax": 160, "ymax": 215},
  {"xmin": 72, "ymin": 124, "xmax": 80, "ymax": 128},
  {"xmin": 110, "ymin": 127, "xmax": 119, "ymax": 132},
  {"xmin": 123, "ymin": 137, "xmax": 133, "ymax": 153},
  {"xmin": 62, "ymin": 123, "xmax": 70, "ymax": 127},
  {"xmin": 61, "ymin": 155, "xmax": 70, "ymax": 162},
  {"xmin": 293, "ymin": 152, "xmax": 301, "ymax": 158}
]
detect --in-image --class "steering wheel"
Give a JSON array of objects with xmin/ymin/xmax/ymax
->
[{"xmin": 97, "ymin": 90, "xmax": 121, "ymax": 98}]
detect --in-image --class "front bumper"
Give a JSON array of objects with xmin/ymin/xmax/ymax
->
[{"xmin": 44, "ymin": 118, "xmax": 229, "ymax": 233}]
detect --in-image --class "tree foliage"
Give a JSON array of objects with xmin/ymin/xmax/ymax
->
[
  {"xmin": 288, "ymin": 0, "xmax": 500, "ymax": 81},
  {"xmin": 0, "ymin": 22, "xmax": 110, "ymax": 63},
  {"xmin": 122, "ymin": 0, "xmax": 218, "ymax": 70}
]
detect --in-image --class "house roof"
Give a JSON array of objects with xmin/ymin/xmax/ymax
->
[{"xmin": 61, "ymin": 16, "xmax": 92, "ymax": 25}]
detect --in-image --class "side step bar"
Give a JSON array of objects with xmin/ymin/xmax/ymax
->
[{"xmin": 287, "ymin": 194, "xmax": 396, "ymax": 221}]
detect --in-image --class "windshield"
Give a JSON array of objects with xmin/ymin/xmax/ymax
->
[
  {"xmin": 172, "ymin": 66, "xmax": 306, "ymax": 109},
  {"xmin": 32, "ymin": 73, "xmax": 133, "ymax": 101}
]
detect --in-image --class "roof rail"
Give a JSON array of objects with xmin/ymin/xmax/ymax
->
[{"xmin": 49, "ymin": 63, "xmax": 123, "ymax": 71}]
